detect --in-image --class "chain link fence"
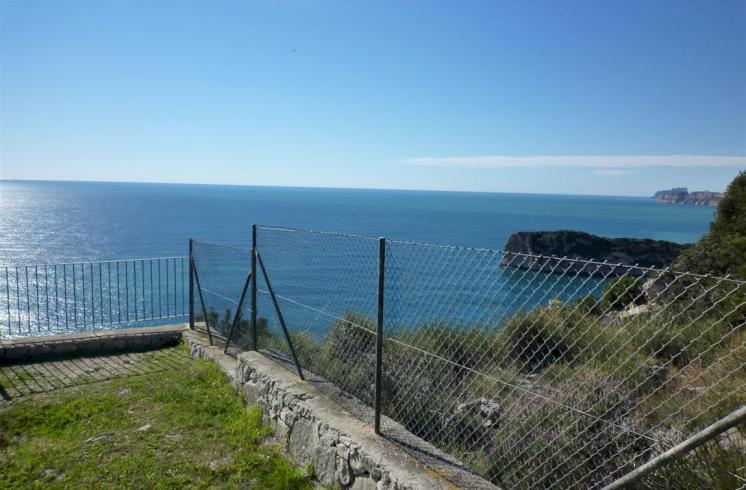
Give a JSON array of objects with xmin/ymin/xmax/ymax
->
[
  {"xmin": 189, "ymin": 241, "xmax": 252, "ymax": 344},
  {"xmin": 190, "ymin": 226, "xmax": 746, "ymax": 489}
]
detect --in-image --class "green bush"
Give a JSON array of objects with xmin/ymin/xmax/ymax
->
[
  {"xmin": 572, "ymin": 294, "xmax": 604, "ymax": 315},
  {"xmin": 601, "ymin": 276, "xmax": 645, "ymax": 311},
  {"xmin": 495, "ymin": 305, "xmax": 644, "ymax": 373},
  {"xmin": 394, "ymin": 323, "xmax": 498, "ymax": 374},
  {"xmin": 676, "ymin": 171, "xmax": 746, "ymax": 278}
]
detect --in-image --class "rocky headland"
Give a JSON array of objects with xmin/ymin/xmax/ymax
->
[
  {"xmin": 501, "ymin": 230, "xmax": 690, "ymax": 276},
  {"xmin": 653, "ymin": 187, "xmax": 722, "ymax": 206}
]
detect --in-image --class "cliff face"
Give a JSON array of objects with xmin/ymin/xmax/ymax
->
[
  {"xmin": 502, "ymin": 230, "xmax": 690, "ymax": 276},
  {"xmin": 653, "ymin": 187, "xmax": 722, "ymax": 206}
]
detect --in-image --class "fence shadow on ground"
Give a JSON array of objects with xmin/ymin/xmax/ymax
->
[{"xmin": 0, "ymin": 347, "xmax": 190, "ymax": 401}]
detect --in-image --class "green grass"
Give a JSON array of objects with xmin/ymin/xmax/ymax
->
[{"xmin": 0, "ymin": 345, "xmax": 313, "ymax": 490}]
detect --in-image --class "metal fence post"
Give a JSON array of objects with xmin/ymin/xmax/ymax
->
[
  {"xmin": 374, "ymin": 236, "xmax": 386, "ymax": 435},
  {"xmin": 251, "ymin": 224, "xmax": 258, "ymax": 350},
  {"xmin": 189, "ymin": 238, "xmax": 195, "ymax": 329}
]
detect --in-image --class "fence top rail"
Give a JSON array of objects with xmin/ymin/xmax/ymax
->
[
  {"xmin": 253, "ymin": 224, "xmax": 746, "ymax": 286},
  {"xmin": 257, "ymin": 224, "xmax": 381, "ymax": 241},
  {"xmin": 3, "ymin": 255, "xmax": 189, "ymax": 270},
  {"xmin": 500, "ymin": 251, "xmax": 746, "ymax": 284},
  {"xmin": 191, "ymin": 240, "xmax": 250, "ymax": 252}
]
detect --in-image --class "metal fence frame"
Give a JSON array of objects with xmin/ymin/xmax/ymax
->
[{"xmin": 1, "ymin": 256, "xmax": 189, "ymax": 339}]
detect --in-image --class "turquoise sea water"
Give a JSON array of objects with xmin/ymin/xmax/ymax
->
[
  {"xmin": 0, "ymin": 180, "xmax": 716, "ymax": 336},
  {"xmin": 0, "ymin": 180, "xmax": 714, "ymax": 267}
]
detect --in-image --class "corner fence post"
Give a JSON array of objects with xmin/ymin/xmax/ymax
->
[
  {"xmin": 189, "ymin": 238, "xmax": 195, "ymax": 329},
  {"xmin": 374, "ymin": 236, "xmax": 386, "ymax": 435},
  {"xmin": 251, "ymin": 224, "xmax": 258, "ymax": 351}
]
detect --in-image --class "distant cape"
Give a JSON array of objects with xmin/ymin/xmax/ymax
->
[{"xmin": 653, "ymin": 188, "xmax": 722, "ymax": 206}]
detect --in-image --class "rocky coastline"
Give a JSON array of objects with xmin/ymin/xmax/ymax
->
[{"xmin": 501, "ymin": 230, "xmax": 690, "ymax": 276}]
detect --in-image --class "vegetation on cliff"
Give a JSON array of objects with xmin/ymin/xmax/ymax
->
[{"xmin": 675, "ymin": 171, "xmax": 746, "ymax": 279}]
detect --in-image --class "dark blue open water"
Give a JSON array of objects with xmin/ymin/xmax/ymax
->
[
  {"xmin": 0, "ymin": 180, "xmax": 714, "ymax": 266},
  {"xmin": 0, "ymin": 180, "xmax": 715, "ymax": 337}
]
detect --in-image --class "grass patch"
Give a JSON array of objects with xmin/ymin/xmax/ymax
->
[{"xmin": 0, "ymin": 345, "xmax": 312, "ymax": 489}]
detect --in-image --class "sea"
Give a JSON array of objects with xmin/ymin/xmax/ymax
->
[
  {"xmin": 0, "ymin": 180, "xmax": 713, "ymax": 266},
  {"xmin": 0, "ymin": 180, "xmax": 715, "ymax": 337}
]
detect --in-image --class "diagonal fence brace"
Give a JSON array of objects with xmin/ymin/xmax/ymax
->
[
  {"xmin": 190, "ymin": 256, "xmax": 214, "ymax": 345},
  {"xmin": 224, "ymin": 269, "xmax": 252, "ymax": 354},
  {"xmin": 602, "ymin": 404, "xmax": 746, "ymax": 490},
  {"xmin": 256, "ymin": 249, "xmax": 305, "ymax": 380}
]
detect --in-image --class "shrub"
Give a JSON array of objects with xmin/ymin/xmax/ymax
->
[
  {"xmin": 572, "ymin": 294, "xmax": 603, "ymax": 315},
  {"xmin": 601, "ymin": 276, "xmax": 645, "ymax": 311},
  {"xmin": 393, "ymin": 323, "xmax": 498, "ymax": 374},
  {"xmin": 495, "ymin": 305, "xmax": 640, "ymax": 372},
  {"xmin": 676, "ymin": 171, "xmax": 746, "ymax": 279},
  {"xmin": 486, "ymin": 367, "xmax": 652, "ymax": 489}
]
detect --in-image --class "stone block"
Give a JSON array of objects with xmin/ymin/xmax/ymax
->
[
  {"xmin": 288, "ymin": 418, "xmax": 315, "ymax": 463},
  {"xmin": 351, "ymin": 475, "xmax": 377, "ymax": 490}
]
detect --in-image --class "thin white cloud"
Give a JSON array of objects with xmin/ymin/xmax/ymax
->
[
  {"xmin": 593, "ymin": 169, "xmax": 636, "ymax": 176},
  {"xmin": 401, "ymin": 155, "xmax": 746, "ymax": 168}
]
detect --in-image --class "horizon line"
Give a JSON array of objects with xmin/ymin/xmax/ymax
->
[{"xmin": 0, "ymin": 177, "xmax": 723, "ymax": 199}]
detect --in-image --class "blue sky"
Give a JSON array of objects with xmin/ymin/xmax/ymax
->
[{"xmin": 1, "ymin": 0, "xmax": 744, "ymax": 196}]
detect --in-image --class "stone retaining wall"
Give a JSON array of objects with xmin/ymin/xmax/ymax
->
[{"xmin": 183, "ymin": 330, "xmax": 497, "ymax": 490}]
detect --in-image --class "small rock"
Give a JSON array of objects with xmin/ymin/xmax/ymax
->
[
  {"xmin": 85, "ymin": 432, "xmax": 115, "ymax": 443},
  {"xmin": 137, "ymin": 424, "xmax": 152, "ymax": 432},
  {"xmin": 452, "ymin": 398, "xmax": 501, "ymax": 429},
  {"xmin": 209, "ymin": 456, "xmax": 231, "ymax": 471},
  {"xmin": 43, "ymin": 468, "xmax": 64, "ymax": 481},
  {"xmin": 117, "ymin": 388, "xmax": 131, "ymax": 397},
  {"xmin": 548, "ymin": 298, "xmax": 563, "ymax": 309}
]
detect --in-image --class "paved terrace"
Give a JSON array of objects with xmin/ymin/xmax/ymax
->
[
  {"xmin": 0, "ymin": 347, "xmax": 190, "ymax": 401},
  {"xmin": 0, "ymin": 325, "xmax": 188, "ymax": 401}
]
